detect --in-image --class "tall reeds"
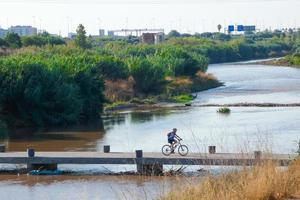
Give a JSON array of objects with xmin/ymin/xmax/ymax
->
[{"xmin": 162, "ymin": 159, "xmax": 300, "ymax": 200}]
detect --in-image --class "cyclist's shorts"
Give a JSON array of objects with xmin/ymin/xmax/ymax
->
[{"xmin": 168, "ymin": 138, "xmax": 175, "ymax": 144}]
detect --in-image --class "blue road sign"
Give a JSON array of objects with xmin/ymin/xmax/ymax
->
[
  {"xmin": 228, "ymin": 25, "xmax": 234, "ymax": 32},
  {"xmin": 237, "ymin": 25, "xmax": 244, "ymax": 32}
]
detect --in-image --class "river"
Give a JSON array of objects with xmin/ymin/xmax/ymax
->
[{"xmin": 0, "ymin": 62, "xmax": 300, "ymax": 199}]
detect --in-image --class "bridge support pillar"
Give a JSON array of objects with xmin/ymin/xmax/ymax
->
[
  {"xmin": 137, "ymin": 163, "xmax": 163, "ymax": 176},
  {"xmin": 27, "ymin": 163, "xmax": 58, "ymax": 172},
  {"xmin": 136, "ymin": 150, "xmax": 163, "ymax": 176}
]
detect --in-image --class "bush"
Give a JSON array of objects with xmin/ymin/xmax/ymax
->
[
  {"xmin": 4, "ymin": 32, "xmax": 22, "ymax": 48},
  {"xmin": 0, "ymin": 52, "xmax": 105, "ymax": 127},
  {"xmin": 217, "ymin": 107, "xmax": 231, "ymax": 114},
  {"xmin": 172, "ymin": 94, "xmax": 194, "ymax": 103},
  {"xmin": 22, "ymin": 35, "xmax": 65, "ymax": 47},
  {"xmin": 127, "ymin": 57, "xmax": 166, "ymax": 93},
  {"xmin": 156, "ymin": 46, "xmax": 208, "ymax": 76},
  {"xmin": 96, "ymin": 56, "xmax": 129, "ymax": 80}
]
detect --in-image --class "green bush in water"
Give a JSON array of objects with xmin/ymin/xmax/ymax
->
[{"xmin": 217, "ymin": 107, "xmax": 231, "ymax": 114}]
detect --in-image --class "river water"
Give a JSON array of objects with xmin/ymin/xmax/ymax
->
[{"xmin": 0, "ymin": 63, "xmax": 300, "ymax": 199}]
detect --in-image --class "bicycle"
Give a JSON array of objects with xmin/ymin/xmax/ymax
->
[{"xmin": 161, "ymin": 139, "xmax": 189, "ymax": 156}]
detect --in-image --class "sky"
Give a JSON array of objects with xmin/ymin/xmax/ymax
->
[{"xmin": 0, "ymin": 0, "xmax": 299, "ymax": 36}]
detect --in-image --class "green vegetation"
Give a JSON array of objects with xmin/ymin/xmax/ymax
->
[
  {"xmin": 22, "ymin": 32, "xmax": 65, "ymax": 47},
  {"xmin": 104, "ymin": 101, "xmax": 130, "ymax": 110},
  {"xmin": 0, "ymin": 26, "xmax": 299, "ymax": 129},
  {"xmin": 0, "ymin": 47, "xmax": 105, "ymax": 127},
  {"xmin": 172, "ymin": 94, "xmax": 194, "ymax": 103},
  {"xmin": 5, "ymin": 32, "xmax": 22, "ymax": 48},
  {"xmin": 217, "ymin": 107, "xmax": 231, "ymax": 114},
  {"xmin": 285, "ymin": 54, "xmax": 300, "ymax": 67},
  {"xmin": 75, "ymin": 24, "xmax": 89, "ymax": 49}
]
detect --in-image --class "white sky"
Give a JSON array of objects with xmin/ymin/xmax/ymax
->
[{"xmin": 0, "ymin": 0, "xmax": 299, "ymax": 36}]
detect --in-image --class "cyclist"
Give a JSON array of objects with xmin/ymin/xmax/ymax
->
[{"xmin": 167, "ymin": 128, "xmax": 182, "ymax": 152}]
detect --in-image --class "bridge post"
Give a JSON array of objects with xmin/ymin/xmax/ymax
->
[
  {"xmin": 136, "ymin": 150, "xmax": 143, "ymax": 174},
  {"xmin": 104, "ymin": 145, "xmax": 110, "ymax": 153},
  {"xmin": 136, "ymin": 150, "xmax": 163, "ymax": 176},
  {"xmin": 254, "ymin": 151, "xmax": 262, "ymax": 165},
  {"xmin": 209, "ymin": 146, "xmax": 216, "ymax": 154},
  {"xmin": 254, "ymin": 151, "xmax": 262, "ymax": 160},
  {"xmin": 26, "ymin": 149, "xmax": 58, "ymax": 172}
]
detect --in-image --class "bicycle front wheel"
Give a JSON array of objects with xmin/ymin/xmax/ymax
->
[
  {"xmin": 162, "ymin": 144, "xmax": 172, "ymax": 156},
  {"xmin": 178, "ymin": 145, "xmax": 189, "ymax": 156}
]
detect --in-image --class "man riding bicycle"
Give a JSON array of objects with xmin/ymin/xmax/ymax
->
[{"xmin": 167, "ymin": 128, "xmax": 182, "ymax": 151}]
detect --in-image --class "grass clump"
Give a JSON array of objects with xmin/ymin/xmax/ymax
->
[
  {"xmin": 104, "ymin": 101, "xmax": 130, "ymax": 110},
  {"xmin": 172, "ymin": 94, "xmax": 194, "ymax": 103},
  {"xmin": 217, "ymin": 107, "xmax": 231, "ymax": 114},
  {"xmin": 162, "ymin": 159, "xmax": 300, "ymax": 200}
]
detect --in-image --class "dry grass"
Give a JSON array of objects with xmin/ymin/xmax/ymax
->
[
  {"xmin": 162, "ymin": 159, "xmax": 300, "ymax": 200},
  {"xmin": 104, "ymin": 78, "xmax": 135, "ymax": 102},
  {"xmin": 196, "ymin": 71, "xmax": 217, "ymax": 81}
]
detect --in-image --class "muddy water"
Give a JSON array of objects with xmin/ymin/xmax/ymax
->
[{"xmin": 1, "ymin": 63, "xmax": 300, "ymax": 199}]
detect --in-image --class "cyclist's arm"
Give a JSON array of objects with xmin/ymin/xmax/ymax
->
[{"xmin": 175, "ymin": 134, "xmax": 182, "ymax": 140}]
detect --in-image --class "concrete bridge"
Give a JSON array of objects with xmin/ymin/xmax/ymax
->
[{"xmin": 0, "ymin": 147, "xmax": 297, "ymax": 175}]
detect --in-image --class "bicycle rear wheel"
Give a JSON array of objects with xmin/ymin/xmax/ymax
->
[
  {"xmin": 162, "ymin": 144, "xmax": 172, "ymax": 156},
  {"xmin": 178, "ymin": 145, "xmax": 189, "ymax": 156}
]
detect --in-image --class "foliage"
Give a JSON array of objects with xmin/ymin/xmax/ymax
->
[
  {"xmin": 4, "ymin": 32, "xmax": 22, "ymax": 48},
  {"xmin": 167, "ymin": 30, "xmax": 181, "ymax": 38},
  {"xmin": 0, "ymin": 38, "xmax": 8, "ymax": 47},
  {"xmin": 0, "ymin": 50, "xmax": 105, "ymax": 127},
  {"xmin": 285, "ymin": 54, "xmax": 300, "ymax": 67},
  {"xmin": 96, "ymin": 56, "xmax": 129, "ymax": 80},
  {"xmin": 172, "ymin": 94, "xmax": 194, "ymax": 103},
  {"xmin": 22, "ymin": 34, "xmax": 65, "ymax": 47},
  {"xmin": 75, "ymin": 24, "xmax": 88, "ymax": 49},
  {"xmin": 127, "ymin": 57, "xmax": 166, "ymax": 93},
  {"xmin": 217, "ymin": 107, "xmax": 231, "ymax": 114}
]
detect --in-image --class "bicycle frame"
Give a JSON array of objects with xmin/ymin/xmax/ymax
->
[{"xmin": 171, "ymin": 139, "xmax": 182, "ymax": 150}]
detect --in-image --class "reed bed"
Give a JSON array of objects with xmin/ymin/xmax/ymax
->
[{"xmin": 162, "ymin": 159, "xmax": 300, "ymax": 200}]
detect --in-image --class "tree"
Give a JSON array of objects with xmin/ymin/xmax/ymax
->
[
  {"xmin": 0, "ymin": 38, "xmax": 8, "ymax": 47},
  {"xmin": 75, "ymin": 24, "xmax": 88, "ymax": 49},
  {"xmin": 4, "ymin": 32, "xmax": 22, "ymax": 48},
  {"xmin": 167, "ymin": 30, "xmax": 181, "ymax": 38},
  {"xmin": 217, "ymin": 24, "xmax": 222, "ymax": 32}
]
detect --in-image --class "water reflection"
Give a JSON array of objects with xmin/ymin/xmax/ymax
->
[{"xmin": 0, "ymin": 120, "xmax": 105, "ymax": 151}]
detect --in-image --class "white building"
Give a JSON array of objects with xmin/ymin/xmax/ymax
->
[
  {"xmin": 68, "ymin": 32, "xmax": 77, "ymax": 39},
  {"xmin": 8, "ymin": 25, "xmax": 37, "ymax": 36}
]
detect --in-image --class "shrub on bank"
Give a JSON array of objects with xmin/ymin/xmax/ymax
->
[
  {"xmin": 96, "ymin": 56, "xmax": 129, "ymax": 80},
  {"xmin": 127, "ymin": 57, "xmax": 166, "ymax": 93},
  {"xmin": 171, "ymin": 94, "xmax": 194, "ymax": 103},
  {"xmin": 0, "ymin": 53, "xmax": 105, "ymax": 127}
]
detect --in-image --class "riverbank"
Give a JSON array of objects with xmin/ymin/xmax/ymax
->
[
  {"xmin": 162, "ymin": 158, "xmax": 300, "ymax": 200},
  {"xmin": 254, "ymin": 57, "xmax": 300, "ymax": 68},
  {"xmin": 104, "ymin": 72, "xmax": 223, "ymax": 112},
  {"xmin": 104, "ymin": 102, "xmax": 300, "ymax": 113}
]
